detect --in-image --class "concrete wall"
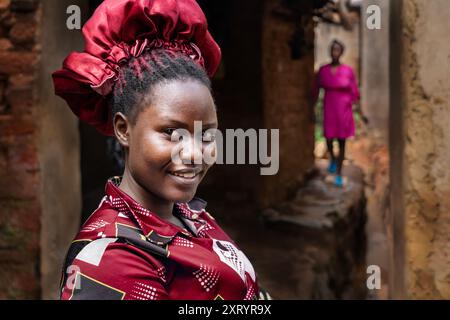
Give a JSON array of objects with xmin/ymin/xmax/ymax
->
[{"xmin": 389, "ymin": 0, "xmax": 450, "ymax": 299}]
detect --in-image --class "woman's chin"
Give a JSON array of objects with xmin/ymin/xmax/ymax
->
[{"xmin": 167, "ymin": 188, "xmax": 198, "ymax": 204}]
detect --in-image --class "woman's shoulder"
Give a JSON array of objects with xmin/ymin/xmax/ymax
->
[
  {"xmin": 340, "ymin": 64, "xmax": 356, "ymax": 72},
  {"xmin": 61, "ymin": 199, "xmax": 166, "ymax": 296},
  {"xmin": 74, "ymin": 196, "xmax": 129, "ymax": 242},
  {"xmin": 318, "ymin": 63, "xmax": 331, "ymax": 71},
  {"xmin": 60, "ymin": 232, "xmax": 167, "ymax": 300}
]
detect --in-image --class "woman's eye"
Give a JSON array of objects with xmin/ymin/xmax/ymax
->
[
  {"xmin": 164, "ymin": 128, "xmax": 182, "ymax": 140},
  {"xmin": 202, "ymin": 130, "xmax": 216, "ymax": 142},
  {"xmin": 164, "ymin": 128, "xmax": 176, "ymax": 136}
]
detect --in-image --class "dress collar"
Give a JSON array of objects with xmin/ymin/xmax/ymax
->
[{"xmin": 105, "ymin": 177, "xmax": 207, "ymax": 239}]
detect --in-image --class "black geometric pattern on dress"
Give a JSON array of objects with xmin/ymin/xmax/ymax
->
[
  {"xmin": 60, "ymin": 240, "xmax": 91, "ymax": 296},
  {"xmin": 115, "ymin": 223, "xmax": 171, "ymax": 258},
  {"xmin": 70, "ymin": 273, "xmax": 125, "ymax": 300}
]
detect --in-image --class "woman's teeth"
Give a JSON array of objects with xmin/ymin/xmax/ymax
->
[{"xmin": 171, "ymin": 172, "xmax": 197, "ymax": 178}]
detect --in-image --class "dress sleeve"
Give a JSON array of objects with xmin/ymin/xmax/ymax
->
[
  {"xmin": 350, "ymin": 68, "xmax": 360, "ymax": 103},
  {"xmin": 60, "ymin": 240, "xmax": 169, "ymax": 300}
]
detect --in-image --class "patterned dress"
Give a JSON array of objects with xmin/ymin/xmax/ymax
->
[
  {"xmin": 313, "ymin": 63, "xmax": 360, "ymax": 139},
  {"xmin": 60, "ymin": 177, "xmax": 264, "ymax": 300}
]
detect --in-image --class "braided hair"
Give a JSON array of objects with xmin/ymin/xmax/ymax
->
[{"xmin": 110, "ymin": 49, "xmax": 212, "ymax": 123}]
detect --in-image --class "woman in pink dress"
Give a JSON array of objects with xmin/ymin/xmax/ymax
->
[{"xmin": 312, "ymin": 40, "xmax": 366, "ymax": 187}]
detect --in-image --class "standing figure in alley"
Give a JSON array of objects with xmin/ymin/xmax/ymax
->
[{"xmin": 312, "ymin": 40, "xmax": 366, "ymax": 187}]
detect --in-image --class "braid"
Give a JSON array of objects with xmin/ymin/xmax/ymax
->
[{"xmin": 110, "ymin": 49, "xmax": 212, "ymax": 123}]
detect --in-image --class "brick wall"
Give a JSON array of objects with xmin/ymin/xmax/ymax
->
[{"xmin": 0, "ymin": 0, "xmax": 41, "ymax": 299}]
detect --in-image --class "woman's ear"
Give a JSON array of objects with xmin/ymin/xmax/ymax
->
[{"xmin": 113, "ymin": 112, "xmax": 130, "ymax": 148}]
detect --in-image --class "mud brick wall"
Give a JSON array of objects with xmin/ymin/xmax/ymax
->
[
  {"xmin": 0, "ymin": 0, "xmax": 83, "ymax": 299},
  {"xmin": 0, "ymin": 0, "xmax": 41, "ymax": 299}
]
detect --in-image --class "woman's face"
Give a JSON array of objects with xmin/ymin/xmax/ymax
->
[
  {"xmin": 330, "ymin": 43, "xmax": 343, "ymax": 61},
  {"xmin": 121, "ymin": 79, "xmax": 218, "ymax": 203}
]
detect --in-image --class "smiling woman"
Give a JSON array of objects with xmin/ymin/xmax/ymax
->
[
  {"xmin": 111, "ymin": 51, "xmax": 218, "ymax": 221},
  {"xmin": 52, "ymin": 0, "xmax": 268, "ymax": 300}
]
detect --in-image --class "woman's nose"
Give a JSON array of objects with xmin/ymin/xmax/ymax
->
[{"xmin": 180, "ymin": 135, "xmax": 204, "ymax": 164}]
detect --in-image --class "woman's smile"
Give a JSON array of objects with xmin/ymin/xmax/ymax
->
[{"xmin": 167, "ymin": 166, "xmax": 204, "ymax": 186}]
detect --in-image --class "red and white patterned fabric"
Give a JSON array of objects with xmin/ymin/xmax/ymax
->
[{"xmin": 60, "ymin": 177, "xmax": 260, "ymax": 300}]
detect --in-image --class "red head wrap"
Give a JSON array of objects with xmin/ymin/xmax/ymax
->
[{"xmin": 52, "ymin": 0, "xmax": 221, "ymax": 135}]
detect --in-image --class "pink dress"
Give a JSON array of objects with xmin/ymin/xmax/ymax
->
[{"xmin": 312, "ymin": 64, "xmax": 360, "ymax": 139}]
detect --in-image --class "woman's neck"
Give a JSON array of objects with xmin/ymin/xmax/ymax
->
[
  {"xmin": 119, "ymin": 169, "xmax": 174, "ymax": 219},
  {"xmin": 331, "ymin": 60, "xmax": 341, "ymax": 66}
]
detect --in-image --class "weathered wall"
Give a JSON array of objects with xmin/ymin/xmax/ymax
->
[
  {"xmin": 38, "ymin": 0, "xmax": 86, "ymax": 299},
  {"xmin": 361, "ymin": 0, "xmax": 390, "ymax": 141},
  {"xmin": 390, "ymin": 0, "xmax": 450, "ymax": 299},
  {"xmin": 261, "ymin": 0, "xmax": 315, "ymax": 207},
  {"xmin": 0, "ymin": 0, "xmax": 42, "ymax": 299},
  {"xmin": 0, "ymin": 0, "xmax": 83, "ymax": 299}
]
